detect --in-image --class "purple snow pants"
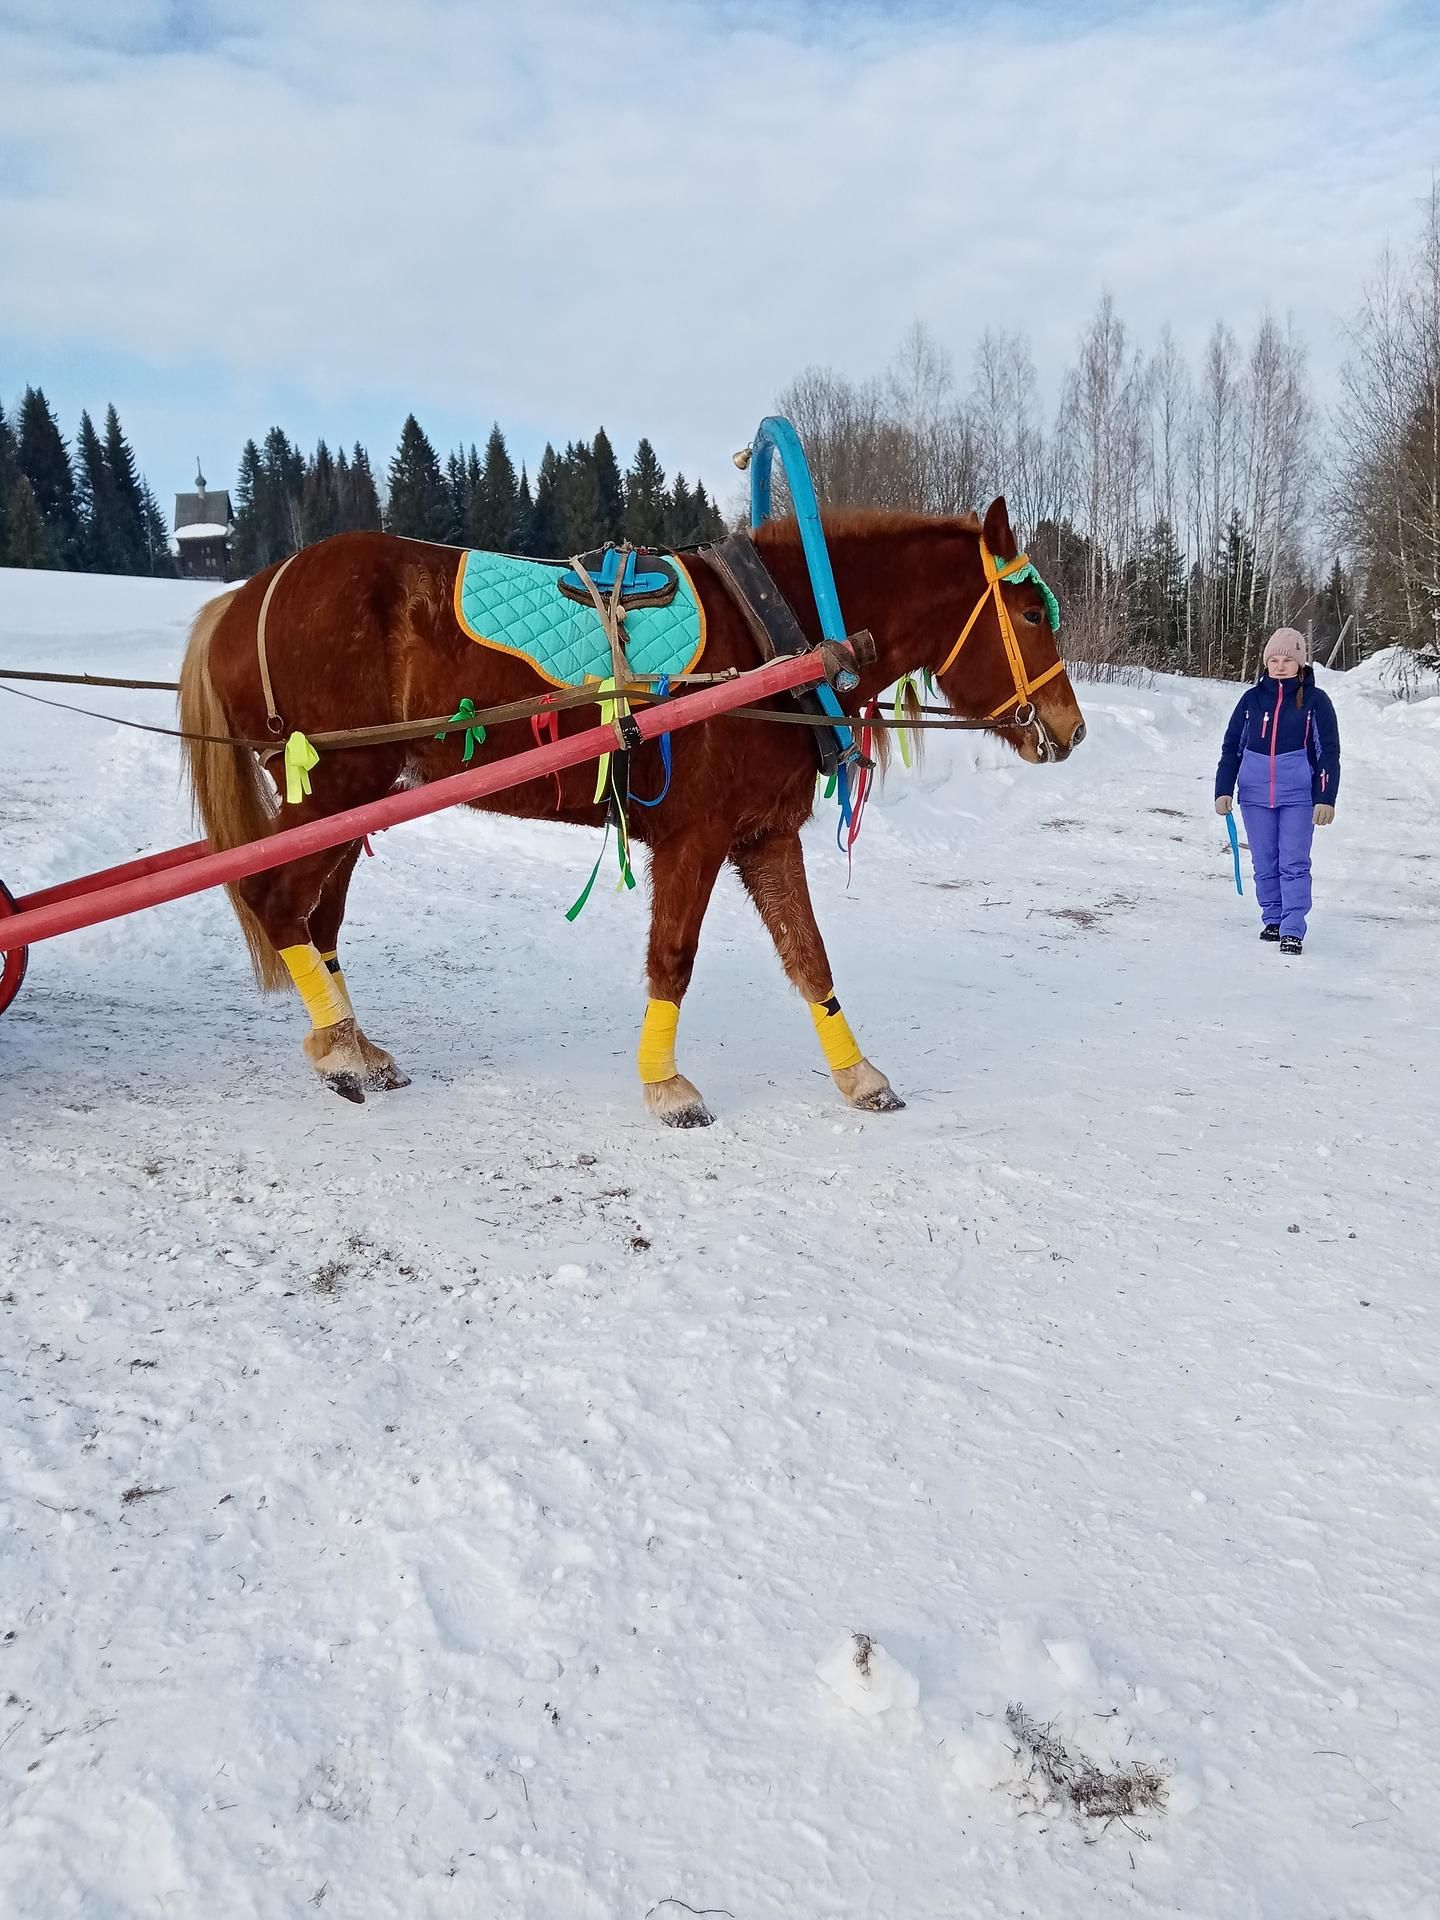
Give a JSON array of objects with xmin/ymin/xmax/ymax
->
[{"xmin": 1237, "ymin": 748, "xmax": 1315, "ymax": 939}]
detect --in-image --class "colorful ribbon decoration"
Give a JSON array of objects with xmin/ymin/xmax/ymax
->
[
  {"xmin": 435, "ymin": 697, "xmax": 486, "ymax": 764},
  {"xmin": 531, "ymin": 696, "xmax": 562, "ymax": 808},
  {"xmin": 892, "ymin": 675, "xmax": 918, "ymax": 770},
  {"xmin": 632, "ymin": 674, "xmax": 673, "ymax": 808},
  {"xmin": 283, "ymin": 730, "xmax": 319, "ymax": 805}
]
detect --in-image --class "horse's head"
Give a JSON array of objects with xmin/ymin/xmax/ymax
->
[{"xmin": 933, "ymin": 498, "xmax": 1086, "ymax": 764}]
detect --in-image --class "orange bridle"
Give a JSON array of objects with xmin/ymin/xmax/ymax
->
[{"xmin": 936, "ymin": 545, "xmax": 1067, "ymax": 723}]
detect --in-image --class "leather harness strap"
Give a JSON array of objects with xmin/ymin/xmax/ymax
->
[
  {"xmin": 936, "ymin": 545, "xmax": 1066, "ymax": 719},
  {"xmin": 255, "ymin": 551, "xmax": 300, "ymax": 734}
]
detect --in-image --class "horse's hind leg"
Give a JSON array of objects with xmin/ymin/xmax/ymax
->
[
  {"xmin": 234, "ymin": 759, "xmax": 408, "ymax": 1101},
  {"xmin": 308, "ymin": 841, "xmax": 410, "ymax": 1096},
  {"xmin": 730, "ymin": 829, "xmax": 903, "ymax": 1112},
  {"xmin": 639, "ymin": 824, "xmax": 730, "ymax": 1127}
]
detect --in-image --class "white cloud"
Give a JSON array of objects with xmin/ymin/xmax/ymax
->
[{"xmin": 1, "ymin": 0, "xmax": 1436, "ymax": 490}]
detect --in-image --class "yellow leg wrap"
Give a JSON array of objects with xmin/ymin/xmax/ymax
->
[
  {"xmin": 279, "ymin": 943, "xmax": 352, "ymax": 1030},
  {"xmin": 318, "ymin": 950, "xmax": 354, "ymax": 1018},
  {"xmin": 809, "ymin": 992, "xmax": 864, "ymax": 1072},
  {"xmin": 637, "ymin": 998, "xmax": 680, "ymax": 1084}
]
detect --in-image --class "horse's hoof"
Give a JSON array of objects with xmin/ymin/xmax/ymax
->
[
  {"xmin": 325, "ymin": 1073, "xmax": 366, "ymax": 1104},
  {"xmin": 367, "ymin": 1063, "xmax": 411, "ymax": 1092},
  {"xmin": 854, "ymin": 1086, "xmax": 906, "ymax": 1113},
  {"xmin": 834, "ymin": 1057, "xmax": 904, "ymax": 1112},
  {"xmin": 645, "ymin": 1073, "xmax": 712, "ymax": 1128}
]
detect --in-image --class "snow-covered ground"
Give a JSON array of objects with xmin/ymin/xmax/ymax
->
[{"xmin": 2, "ymin": 568, "xmax": 1438, "ymax": 1919}]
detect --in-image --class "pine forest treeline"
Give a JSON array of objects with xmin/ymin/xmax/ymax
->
[
  {"xmin": 0, "ymin": 389, "xmax": 174, "ymax": 575},
  {"xmin": 6, "ymin": 186, "xmax": 1437, "ymax": 677},
  {"xmin": 0, "ymin": 389, "xmax": 725, "ymax": 585}
]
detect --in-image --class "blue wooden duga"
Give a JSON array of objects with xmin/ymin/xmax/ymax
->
[{"xmin": 745, "ymin": 416, "xmax": 856, "ymax": 763}]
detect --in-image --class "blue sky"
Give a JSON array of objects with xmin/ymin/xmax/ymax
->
[{"xmin": 1, "ymin": 0, "xmax": 1437, "ymax": 517}]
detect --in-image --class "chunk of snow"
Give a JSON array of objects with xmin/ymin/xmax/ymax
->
[
  {"xmin": 816, "ymin": 1632, "xmax": 920, "ymax": 1717},
  {"xmin": 1044, "ymin": 1638, "xmax": 1099, "ymax": 1695}
]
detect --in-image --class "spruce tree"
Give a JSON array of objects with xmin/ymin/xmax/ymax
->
[
  {"xmin": 75, "ymin": 410, "xmax": 117, "ymax": 571},
  {"xmin": 385, "ymin": 415, "xmax": 450, "ymax": 541},
  {"xmin": 262, "ymin": 426, "xmax": 304, "ymax": 560},
  {"xmin": 691, "ymin": 480, "xmax": 725, "ymax": 543},
  {"xmin": 18, "ymin": 386, "xmax": 78, "ymax": 565},
  {"xmin": 514, "ymin": 466, "xmax": 534, "ymax": 555},
  {"xmin": 232, "ymin": 439, "xmax": 265, "ymax": 572},
  {"xmin": 302, "ymin": 439, "xmax": 340, "ymax": 545},
  {"xmin": 349, "ymin": 444, "xmax": 383, "ymax": 530},
  {"xmin": 444, "ymin": 449, "xmax": 469, "ymax": 545},
  {"xmin": 0, "ymin": 403, "xmax": 16, "ymax": 563},
  {"xmin": 6, "ymin": 476, "xmax": 48, "ymax": 567},
  {"xmin": 623, "ymin": 438, "xmax": 668, "ymax": 547},
  {"xmin": 139, "ymin": 481, "xmax": 177, "ymax": 576},
  {"xmin": 666, "ymin": 472, "xmax": 693, "ymax": 546},
  {"xmin": 332, "ymin": 446, "xmax": 353, "ymax": 529},
  {"xmin": 554, "ymin": 442, "xmax": 604, "ymax": 553},
  {"xmin": 102, "ymin": 405, "xmax": 148, "ymax": 571},
  {"xmin": 527, "ymin": 444, "xmax": 562, "ymax": 556},
  {"xmin": 592, "ymin": 427, "xmax": 624, "ymax": 542},
  {"xmin": 468, "ymin": 423, "xmax": 519, "ymax": 552}
]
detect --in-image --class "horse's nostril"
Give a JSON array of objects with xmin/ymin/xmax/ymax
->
[{"xmin": 1071, "ymin": 721, "xmax": 1087, "ymax": 748}]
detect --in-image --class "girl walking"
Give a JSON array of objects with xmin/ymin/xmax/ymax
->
[{"xmin": 1214, "ymin": 628, "xmax": 1341, "ymax": 955}]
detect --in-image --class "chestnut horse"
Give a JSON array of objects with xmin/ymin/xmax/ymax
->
[{"xmin": 178, "ymin": 495, "xmax": 1085, "ymax": 1122}]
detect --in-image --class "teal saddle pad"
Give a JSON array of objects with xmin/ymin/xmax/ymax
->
[{"xmin": 453, "ymin": 548, "xmax": 706, "ymax": 687}]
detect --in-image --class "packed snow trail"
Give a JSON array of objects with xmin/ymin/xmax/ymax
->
[{"xmin": 2, "ymin": 571, "xmax": 1437, "ymax": 1919}]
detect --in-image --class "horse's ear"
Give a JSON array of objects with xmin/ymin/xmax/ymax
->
[{"xmin": 982, "ymin": 496, "xmax": 1018, "ymax": 562}]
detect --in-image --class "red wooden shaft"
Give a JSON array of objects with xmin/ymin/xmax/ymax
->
[
  {"xmin": 17, "ymin": 838, "xmax": 211, "ymax": 912},
  {"xmin": 0, "ymin": 651, "xmax": 827, "ymax": 953}
]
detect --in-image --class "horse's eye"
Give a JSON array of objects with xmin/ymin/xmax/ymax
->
[{"xmin": 1022, "ymin": 607, "xmax": 1043, "ymax": 626}]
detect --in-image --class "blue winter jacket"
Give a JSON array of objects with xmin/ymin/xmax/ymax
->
[{"xmin": 1215, "ymin": 668, "xmax": 1341, "ymax": 810}]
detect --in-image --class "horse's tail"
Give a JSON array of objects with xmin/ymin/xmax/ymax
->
[{"xmin": 178, "ymin": 588, "xmax": 289, "ymax": 993}]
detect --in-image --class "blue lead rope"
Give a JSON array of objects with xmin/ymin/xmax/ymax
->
[{"xmin": 1225, "ymin": 809, "xmax": 1244, "ymax": 895}]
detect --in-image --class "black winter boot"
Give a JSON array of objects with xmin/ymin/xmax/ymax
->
[
  {"xmin": 1279, "ymin": 935, "xmax": 1303, "ymax": 956},
  {"xmin": 1260, "ymin": 924, "xmax": 1281, "ymax": 942}
]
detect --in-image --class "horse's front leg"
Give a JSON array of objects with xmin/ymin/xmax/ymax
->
[
  {"xmin": 731, "ymin": 830, "xmax": 904, "ymax": 1113},
  {"xmin": 639, "ymin": 824, "xmax": 730, "ymax": 1127}
]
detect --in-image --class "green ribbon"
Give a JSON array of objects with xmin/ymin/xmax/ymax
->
[
  {"xmin": 436, "ymin": 697, "xmax": 487, "ymax": 764},
  {"xmin": 565, "ymin": 761, "xmax": 637, "ymax": 920},
  {"xmin": 283, "ymin": 730, "xmax": 319, "ymax": 805}
]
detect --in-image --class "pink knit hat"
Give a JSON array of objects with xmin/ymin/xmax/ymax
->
[{"xmin": 1263, "ymin": 627, "xmax": 1307, "ymax": 670}]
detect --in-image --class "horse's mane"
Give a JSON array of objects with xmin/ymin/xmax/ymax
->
[{"xmin": 751, "ymin": 506, "xmax": 982, "ymax": 546}]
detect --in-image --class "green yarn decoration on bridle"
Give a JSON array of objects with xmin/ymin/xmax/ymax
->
[{"xmin": 1001, "ymin": 559, "xmax": 1062, "ymax": 633}]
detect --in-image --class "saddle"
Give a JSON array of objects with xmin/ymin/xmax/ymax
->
[{"xmin": 558, "ymin": 546, "xmax": 679, "ymax": 610}]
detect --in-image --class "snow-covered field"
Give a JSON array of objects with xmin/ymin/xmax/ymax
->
[{"xmin": 2, "ymin": 568, "xmax": 1438, "ymax": 1919}]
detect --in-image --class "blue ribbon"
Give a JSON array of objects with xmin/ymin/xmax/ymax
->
[
  {"xmin": 632, "ymin": 674, "xmax": 672, "ymax": 808},
  {"xmin": 1225, "ymin": 808, "xmax": 1244, "ymax": 895}
]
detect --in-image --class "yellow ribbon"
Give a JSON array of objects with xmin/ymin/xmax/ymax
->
[
  {"xmin": 591, "ymin": 676, "xmax": 622, "ymax": 803},
  {"xmin": 283, "ymin": 730, "xmax": 319, "ymax": 805}
]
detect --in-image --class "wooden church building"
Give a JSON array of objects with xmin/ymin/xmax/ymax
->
[{"xmin": 172, "ymin": 464, "xmax": 234, "ymax": 580}]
